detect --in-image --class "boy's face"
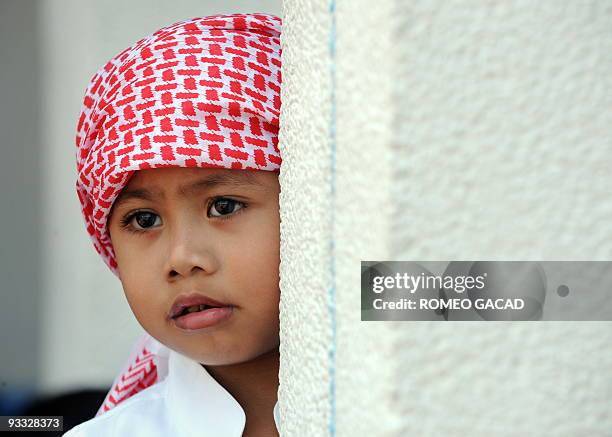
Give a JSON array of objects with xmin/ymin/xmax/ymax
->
[{"xmin": 108, "ymin": 167, "xmax": 280, "ymax": 365}]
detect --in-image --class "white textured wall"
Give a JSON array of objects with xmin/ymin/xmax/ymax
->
[
  {"xmin": 39, "ymin": 0, "xmax": 281, "ymax": 393},
  {"xmin": 334, "ymin": 1, "xmax": 401, "ymax": 436},
  {"xmin": 278, "ymin": 1, "xmax": 333, "ymax": 434},
  {"xmin": 281, "ymin": 0, "xmax": 612, "ymax": 436},
  {"xmin": 280, "ymin": 0, "xmax": 399, "ymax": 435},
  {"xmin": 393, "ymin": 2, "xmax": 612, "ymax": 436}
]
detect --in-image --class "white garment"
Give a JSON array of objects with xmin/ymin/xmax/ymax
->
[{"xmin": 63, "ymin": 350, "xmax": 280, "ymax": 436}]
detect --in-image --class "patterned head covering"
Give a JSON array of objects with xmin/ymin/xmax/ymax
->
[
  {"xmin": 74, "ymin": 13, "xmax": 282, "ymax": 414},
  {"xmin": 76, "ymin": 13, "xmax": 282, "ymax": 277}
]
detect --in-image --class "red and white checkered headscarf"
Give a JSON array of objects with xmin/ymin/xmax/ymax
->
[
  {"xmin": 76, "ymin": 13, "xmax": 282, "ymax": 278},
  {"xmin": 74, "ymin": 13, "xmax": 282, "ymax": 415}
]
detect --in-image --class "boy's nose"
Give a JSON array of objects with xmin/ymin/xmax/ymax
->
[{"xmin": 164, "ymin": 234, "xmax": 218, "ymax": 280}]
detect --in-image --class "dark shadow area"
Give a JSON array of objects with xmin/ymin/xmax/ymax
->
[{"xmin": 0, "ymin": 389, "xmax": 108, "ymax": 437}]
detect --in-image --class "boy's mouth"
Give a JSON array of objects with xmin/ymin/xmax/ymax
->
[
  {"xmin": 176, "ymin": 304, "xmax": 218, "ymax": 317},
  {"xmin": 169, "ymin": 292, "xmax": 232, "ymax": 319}
]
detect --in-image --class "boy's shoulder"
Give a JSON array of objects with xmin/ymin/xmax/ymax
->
[{"xmin": 62, "ymin": 380, "xmax": 172, "ymax": 437}]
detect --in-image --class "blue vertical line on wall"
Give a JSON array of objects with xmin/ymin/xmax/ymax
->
[{"xmin": 328, "ymin": 0, "xmax": 338, "ymax": 436}]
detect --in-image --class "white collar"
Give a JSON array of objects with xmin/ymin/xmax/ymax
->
[{"xmin": 165, "ymin": 349, "xmax": 279, "ymax": 436}]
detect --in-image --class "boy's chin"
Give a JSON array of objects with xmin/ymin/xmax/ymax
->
[{"xmin": 191, "ymin": 347, "xmax": 279, "ymax": 367}]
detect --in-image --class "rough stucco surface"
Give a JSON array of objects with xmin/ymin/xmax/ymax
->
[
  {"xmin": 392, "ymin": 2, "xmax": 612, "ymax": 436},
  {"xmin": 278, "ymin": 1, "xmax": 334, "ymax": 435},
  {"xmin": 282, "ymin": 0, "xmax": 611, "ymax": 436},
  {"xmin": 281, "ymin": 0, "xmax": 400, "ymax": 435},
  {"xmin": 392, "ymin": 1, "xmax": 612, "ymax": 261}
]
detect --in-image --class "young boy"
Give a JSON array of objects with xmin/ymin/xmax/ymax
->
[{"xmin": 65, "ymin": 13, "xmax": 283, "ymax": 436}]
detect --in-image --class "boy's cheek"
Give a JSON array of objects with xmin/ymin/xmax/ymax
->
[{"xmin": 121, "ymin": 282, "xmax": 162, "ymax": 321}]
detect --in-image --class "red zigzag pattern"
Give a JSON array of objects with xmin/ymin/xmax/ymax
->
[{"xmin": 97, "ymin": 347, "xmax": 158, "ymax": 415}]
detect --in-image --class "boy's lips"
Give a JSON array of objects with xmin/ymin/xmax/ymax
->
[{"xmin": 169, "ymin": 292, "xmax": 232, "ymax": 319}]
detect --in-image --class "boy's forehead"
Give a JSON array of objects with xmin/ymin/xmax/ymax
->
[
  {"xmin": 109, "ymin": 168, "xmax": 278, "ymax": 217},
  {"xmin": 127, "ymin": 167, "xmax": 272, "ymax": 188},
  {"xmin": 130, "ymin": 167, "xmax": 242, "ymax": 182},
  {"xmin": 114, "ymin": 167, "xmax": 278, "ymax": 206}
]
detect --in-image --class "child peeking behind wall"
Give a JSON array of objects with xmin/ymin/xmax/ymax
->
[{"xmin": 65, "ymin": 14, "xmax": 283, "ymax": 437}]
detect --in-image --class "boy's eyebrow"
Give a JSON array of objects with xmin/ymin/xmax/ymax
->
[{"xmin": 113, "ymin": 172, "xmax": 266, "ymax": 207}]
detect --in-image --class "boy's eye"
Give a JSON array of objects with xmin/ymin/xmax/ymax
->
[
  {"xmin": 127, "ymin": 211, "xmax": 161, "ymax": 231},
  {"xmin": 209, "ymin": 198, "xmax": 244, "ymax": 217},
  {"xmin": 135, "ymin": 212, "xmax": 158, "ymax": 228}
]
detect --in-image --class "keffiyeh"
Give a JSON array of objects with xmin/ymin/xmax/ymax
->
[{"xmin": 76, "ymin": 13, "xmax": 282, "ymax": 277}]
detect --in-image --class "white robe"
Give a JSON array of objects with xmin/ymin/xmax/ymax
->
[{"xmin": 63, "ymin": 350, "xmax": 280, "ymax": 436}]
